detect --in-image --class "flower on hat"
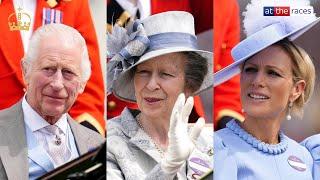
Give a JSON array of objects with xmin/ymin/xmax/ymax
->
[
  {"xmin": 243, "ymin": 0, "xmax": 316, "ymax": 37},
  {"xmin": 107, "ymin": 20, "xmax": 150, "ymax": 93}
]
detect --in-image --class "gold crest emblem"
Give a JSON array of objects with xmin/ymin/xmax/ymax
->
[{"xmin": 8, "ymin": 7, "xmax": 31, "ymax": 31}]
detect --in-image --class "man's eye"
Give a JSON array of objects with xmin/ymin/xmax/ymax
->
[
  {"xmin": 43, "ymin": 67, "xmax": 52, "ymax": 71},
  {"xmin": 43, "ymin": 67, "xmax": 55, "ymax": 74},
  {"xmin": 62, "ymin": 69, "xmax": 76, "ymax": 79},
  {"xmin": 62, "ymin": 69, "xmax": 74, "ymax": 75}
]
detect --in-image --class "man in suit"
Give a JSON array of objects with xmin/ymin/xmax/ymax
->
[
  {"xmin": 0, "ymin": 23, "xmax": 104, "ymax": 180},
  {"xmin": 0, "ymin": 0, "xmax": 105, "ymax": 135}
]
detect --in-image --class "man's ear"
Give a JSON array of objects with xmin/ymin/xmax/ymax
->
[{"xmin": 290, "ymin": 80, "xmax": 306, "ymax": 102}]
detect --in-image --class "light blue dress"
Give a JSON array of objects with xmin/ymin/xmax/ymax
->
[
  {"xmin": 215, "ymin": 120, "xmax": 313, "ymax": 180},
  {"xmin": 301, "ymin": 134, "xmax": 320, "ymax": 179}
]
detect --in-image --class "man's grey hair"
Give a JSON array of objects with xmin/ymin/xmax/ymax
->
[{"xmin": 22, "ymin": 23, "xmax": 91, "ymax": 82}]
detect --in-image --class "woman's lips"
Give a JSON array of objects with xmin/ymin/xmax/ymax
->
[
  {"xmin": 247, "ymin": 92, "xmax": 270, "ymax": 101},
  {"xmin": 144, "ymin": 97, "xmax": 163, "ymax": 104}
]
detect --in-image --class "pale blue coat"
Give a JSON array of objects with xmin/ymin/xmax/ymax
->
[{"xmin": 215, "ymin": 120, "xmax": 313, "ymax": 180}]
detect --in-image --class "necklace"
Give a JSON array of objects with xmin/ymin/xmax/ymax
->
[{"xmin": 136, "ymin": 114, "xmax": 165, "ymax": 158}]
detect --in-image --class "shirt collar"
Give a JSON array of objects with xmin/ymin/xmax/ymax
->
[{"xmin": 22, "ymin": 94, "xmax": 68, "ymax": 135}]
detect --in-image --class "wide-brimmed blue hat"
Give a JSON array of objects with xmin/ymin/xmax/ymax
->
[{"xmin": 214, "ymin": 0, "xmax": 320, "ymax": 86}]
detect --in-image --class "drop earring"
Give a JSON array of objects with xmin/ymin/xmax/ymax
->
[{"xmin": 286, "ymin": 101, "xmax": 293, "ymax": 120}]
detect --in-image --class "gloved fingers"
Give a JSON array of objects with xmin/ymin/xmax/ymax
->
[
  {"xmin": 163, "ymin": 94, "xmax": 199, "ymax": 176},
  {"xmin": 189, "ymin": 117, "xmax": 205, "ymax": 142},
  {"xmin": 169, "ymin": 93, "xmax": 185, "ymax": 133},
  {"xmin": 170, "ymin": 93, "xmax": 185, "ymax": 124},
  {"xmin": 168, "ymin": 112, "xmax": 179, "ymax": 139},
  {"xmin": 181, "ymin": 96, "xmax": 194, "ymax": 124},
  {"xmin": 173, "ymin": 93, "xmax": 185, "ymax": 114}
]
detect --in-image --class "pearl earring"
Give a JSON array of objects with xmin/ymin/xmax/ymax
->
[{"xmin": 286, "ymin": 101, "xmax": 293, "ymax": 120}]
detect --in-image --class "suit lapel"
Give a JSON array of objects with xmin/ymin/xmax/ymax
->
[
  {"xmin": 0, "ymin": 101, "xmax": 28, "ymax": 179},
  {"xmin": 68, "ymin": 117, "xmax": 90, "ymax": 155},
  {"xmin": 0, "ymin": 0, "xmax": 24, "ymax": 85},
  {"xmin": 119, "ymin": 109, "xmax": 162, "ymax": 163},
  {"xmin": 25, "ymin": 124, "xmax": 54, "ymax": 172}
]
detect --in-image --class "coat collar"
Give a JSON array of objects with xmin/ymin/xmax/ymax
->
[
  {"xmin": 68, "ymin": 116, "xmax": 93, "ymax": 155},
  {"xmin": 119, "ymin": 108, "xmax": 140, "ymax": 137},
  {"xmin": 119, "ymin": 108, "xmax": 163, "ymax": 162}
]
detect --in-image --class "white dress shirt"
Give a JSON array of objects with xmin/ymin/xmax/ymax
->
[{"xmin": 22, "ymin": 95, "xmax": 75, "ymax": 168}]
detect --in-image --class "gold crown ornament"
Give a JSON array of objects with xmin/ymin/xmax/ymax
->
[{"xmin": 8, "ymin": 7, "xmax": 31, "ymax": 31}]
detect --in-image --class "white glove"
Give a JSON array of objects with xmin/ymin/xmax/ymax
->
[{"xmin": 161, "ymin": 93, "xmax": 205, "ymax": 176}]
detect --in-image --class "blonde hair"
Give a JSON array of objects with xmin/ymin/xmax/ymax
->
[{"xmin": 275, "ymin": 39, "xmax": 315, "ymax": 118}]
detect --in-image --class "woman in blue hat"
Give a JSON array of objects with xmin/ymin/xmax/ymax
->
[{"xmin": 214, "ymin": 0, "xmax": 318, "ymax": 179}]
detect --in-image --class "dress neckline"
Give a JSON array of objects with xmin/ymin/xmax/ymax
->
[{"xmin": 226, "ymin": 120, "xmax": 288, "ymax": 155}]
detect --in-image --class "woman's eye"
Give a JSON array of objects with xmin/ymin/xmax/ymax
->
[
  {"xmin": 244, "ymin": 67, "xmax": 257, "ymax": 73},
  {"xmin": 268, "ymin": 70, "xmax": 281, "ymax": 77},
  {"xmin": 137, "ymin": 70, "xmax": 149, "ymax": 74},
  {"xmin": 161, "ymin": 72, "xmax": 174, "ymax": 77}
]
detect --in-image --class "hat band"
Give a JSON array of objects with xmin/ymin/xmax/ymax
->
[
  {"xmin": 146, "ymin": 32, "xmax": 198, "ymax": 53},
  {"xmin": 232, "ymin": 23, "xmax": 287, "ymax": 62}
]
